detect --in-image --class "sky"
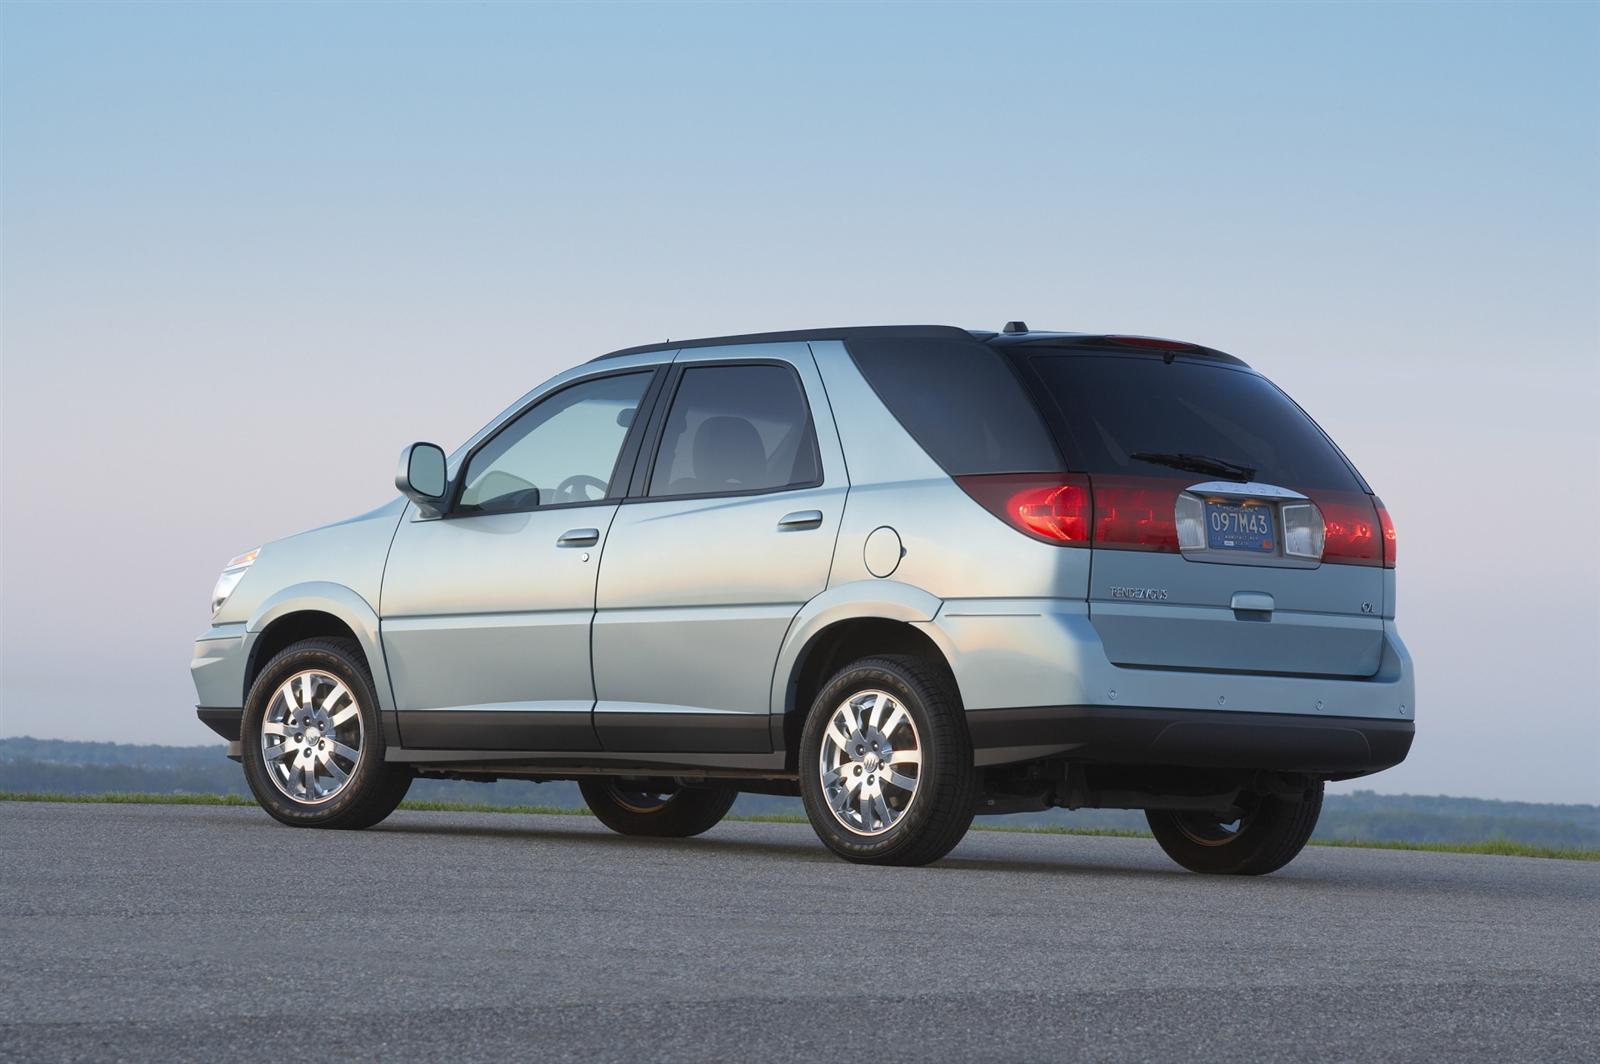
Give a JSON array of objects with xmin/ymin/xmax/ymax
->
[{"xmin": 1, "ymin": 1, "xmax": 1596, "ymax": 803}]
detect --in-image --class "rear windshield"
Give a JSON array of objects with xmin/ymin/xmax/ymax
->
[
  {"xmin": 1022, "ymin": 353, "xmax": 1364, "ymax": 492},
  {"xmin": 847, "ymin": 337, "xmax": 1061, "ymax": 475}
]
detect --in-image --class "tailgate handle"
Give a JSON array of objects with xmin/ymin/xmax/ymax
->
[{"xmin": 1231, "ymin": 591, "xmax": 1275, "ymax": 614}]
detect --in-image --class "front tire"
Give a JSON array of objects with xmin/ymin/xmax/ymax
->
[
  {"xmin": 1146, "ymin": 780, "xmax": 1324, "ymax": 875},
  {"xmin": 241, "ymin": 638, "xmax": 412, "ymax": 830},
  {"xmin": 798, "ymin": 655, "xmax": 977, "ymax": 866},
  {"xmin": 579, "ymin": 778, "xmax": 737, "ymax": 838}
]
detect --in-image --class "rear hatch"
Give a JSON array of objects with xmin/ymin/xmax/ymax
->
[{"xmin": 1011, "ymin": 342, "xmax": 1392, "ymax": 679}]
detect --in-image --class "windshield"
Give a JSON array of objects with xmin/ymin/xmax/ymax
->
[{"xmin": 1022, "ymin": 353, "xmax": 1364, "ymax": 492}]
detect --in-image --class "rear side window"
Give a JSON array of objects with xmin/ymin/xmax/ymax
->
[
  {"xmin": 847, "ymin": 338, "xmax": 1061, "ymax": 474},
  {"xmin": 1024, "ymin": 354, "xmax": 1363, "ymax": 491},
  {"xmin": 648, "ymin": 363, "xmax": 821, "ymax": 498}
]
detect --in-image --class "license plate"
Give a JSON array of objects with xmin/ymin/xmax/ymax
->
[{"xmin": 1205, "ymin": 501, "xmax": 1276, "ymax": 553}]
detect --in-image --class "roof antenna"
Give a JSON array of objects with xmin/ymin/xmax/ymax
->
[{"xmin": 1002, "ymin": 321, "xmax": 1028, "ymax": 334}]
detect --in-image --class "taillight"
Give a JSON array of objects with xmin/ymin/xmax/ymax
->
[
  {"xmin": 955, "ymin": 474, "xmax": 1092, "ymax": 544},
  {"xmin": 1317, "ymin": 492, "xmax": 1383, "ymax": 566},
  {"xmin": 959, "ymin": 473, "xmax": 1184, "ymax": 551},
  {"xmin": 960, "ymin": 472, "xmax": 1390, "ymax": 569},
  {"xmin": 1089, "ymin": 476, "xmax": 1183, "ymax": 552},
  {"xmin": 1375, "ymin": 498, "xmax": 1396, "ymax": 568},
  {"xmin": 1279, "ymin": 502, "xmax": 1326, "ymax": 560}
]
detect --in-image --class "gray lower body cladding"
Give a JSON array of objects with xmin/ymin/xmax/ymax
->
[
  {"xmin": 966, "ymin": 705, "xmax": 1413, "ymax": 776},
  {"xmin": 201, "ymin": 703, "xmax": 1411, "ymax": 780}
]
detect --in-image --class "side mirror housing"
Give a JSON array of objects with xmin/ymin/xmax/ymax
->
[{"xmin": 396, "ymin": 442, "xmax": 448, "ymax": 516}]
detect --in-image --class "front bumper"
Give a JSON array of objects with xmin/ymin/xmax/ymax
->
[
  {"xmin": 966, "ymin": 704, "xmax": 1413, "ymax": 775},
  {"xmin": 197, "ymin": 706, "xmax": 243, "ymax": 741},
  {"xmin": 196, "ymin": 706, "xmax": 244, "ymax": 761},
  {"xmin": 191, "ymin": 623, "xmax": 249, "ymax": 710},
  {"xmin": 192, "ymin": 624, "xmax": 250, "ymax": 759}
]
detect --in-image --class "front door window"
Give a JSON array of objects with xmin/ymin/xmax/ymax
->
[{"xmin": 457, "ymin": 372, "xmax": 651, "ymax": 515}]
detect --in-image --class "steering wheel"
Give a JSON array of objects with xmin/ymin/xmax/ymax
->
[{"xmin": 555, "ymin": 473, "xmax": 608, "ymax": 503}]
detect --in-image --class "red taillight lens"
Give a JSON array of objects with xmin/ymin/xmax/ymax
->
[
  {"xmin": 1317, "ymin": 492, "xmax": 1382, "ymax": 566},
  {"xmin": 1375, "ymin": 498, "xmax": 1396, "ymax": 568},
  {"xmin": 1089, "ymin": 476, "xmax": 1183, "ymax": 552},
  {"xmin": 956, "ymin": 474, "xmax": 1092, "ymax": 544},
  {"xmin": 959, "ymin": 473, "xmax": 1186, "ymax": 551}
]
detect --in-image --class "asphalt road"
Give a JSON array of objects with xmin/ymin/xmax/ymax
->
[{"xmin": 1, "ymin": 802, "xmax": 1595, "ymax": 1063}]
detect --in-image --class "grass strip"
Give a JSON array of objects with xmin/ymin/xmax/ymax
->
[{"xmin": 3, "ymin": 791, "xmax": 1595, "ymax": 861}]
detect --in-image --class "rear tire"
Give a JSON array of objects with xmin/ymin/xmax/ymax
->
[
  {"xmin": 798, "ymin": 654, "xmax": 977, "ymax": 866},
  {"xmin": 1146, "ymin": 780, "xmax": 1324, "ymax": 875},
  {"xmin": 579, "ymin": 778, "xmax": 737, "ymax": 838},
  {"xmin": 241, "ymin": 638, "xmax": 412, "ymax": 830}
]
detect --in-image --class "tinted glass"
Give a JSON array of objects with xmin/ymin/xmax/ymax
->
[
  {"xmin": 847, "ymin": 338, "xmax": 1060, "ymax": 475},
  {"xmin": 458, "ymin": 371, "xmax": 650, "ymax": 514},
  {"xmin": 1026, "ymin": 354, "xmax": 1363, "ymax": 491},
  {"xmin": 649, "ymin": 364, "xmax": 820, "ymax": 497}
]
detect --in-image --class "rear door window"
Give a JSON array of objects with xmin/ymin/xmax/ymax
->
[
  {"xmin": 1023, "ymin": 353, "xmax": 1363, "ymax": 491},
  {"xmin": 647, "ymin": 363, "xmax": 821, "ymax": 498},
  {"xmin": 847, "ymin": 337, "xmax": 1061, "ymax": 475}
]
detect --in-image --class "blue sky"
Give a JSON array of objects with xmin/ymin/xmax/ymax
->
[{"xmin": 2, "ymin": 2, "xmax": 1596, "ymax": 801}]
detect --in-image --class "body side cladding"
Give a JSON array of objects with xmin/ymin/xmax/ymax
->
[{"xmin": 386, "ymin": 746, "xmax": 789, "ymax": 776}]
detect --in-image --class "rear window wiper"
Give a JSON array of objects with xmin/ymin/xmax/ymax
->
[{"xmin": 1129, "ymin": 451, "xmax": 1256, "ymax": 482}]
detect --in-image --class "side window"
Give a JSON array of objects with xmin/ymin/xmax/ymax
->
[
  {"xmin": 846, "ymin": 337, "xmax": 1061, "ymax": 475},
  {"xmin": 648, "ymin": 363, "xmax": 820, "ymax": 498},
  {"xmin": 457, "ymin": 371, "xmax": 652, "ymax": 514}
]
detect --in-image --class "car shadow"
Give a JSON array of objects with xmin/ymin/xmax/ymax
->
[{"xmin": 363, "ymin": 812, "xmax": 1321, "ymax": 884}]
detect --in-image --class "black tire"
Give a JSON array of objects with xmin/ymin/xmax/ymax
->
[
  {"xmin": 579, "ymin": 778, "xmax": 737, "ymax": 838},
  {"xmin": 798, "ymin": 654, "xmax": 977, "ymax": 866},
  {"xmin": 1146, "ymin": 780, "xmax": 1324, "ymax": 875},
  {"xmin": 241, "ymin": 638, "xmax": 412, "ymax": 830}
]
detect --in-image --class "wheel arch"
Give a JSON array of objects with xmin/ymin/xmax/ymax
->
[
  {"xmin": 244, "ymin": 583, "xmax": 393, "ymax": 713},
  {"xmin": 773, "ymin": 581, "xmax": 961, "ymax": 767}
]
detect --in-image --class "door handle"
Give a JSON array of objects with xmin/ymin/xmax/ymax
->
[
  {"xmin": 777, "ymin": 510, "xmax": 824, "ymax": 532},
  {"xmin": 557, "ymin": 528, "xmax": 600, "ymax": 548}
]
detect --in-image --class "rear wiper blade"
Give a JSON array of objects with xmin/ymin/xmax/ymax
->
[{"xmin": 1129, "ymin": 451, "xmax": 1256, "ymax": 482}]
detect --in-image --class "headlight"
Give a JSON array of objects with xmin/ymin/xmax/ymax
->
[{"xmin": 211, "ymin": 548, "xmax": 259, "ymax": 617}]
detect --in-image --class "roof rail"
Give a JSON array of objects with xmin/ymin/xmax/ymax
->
[{"xmin": 589, "ymin": 324, "xmax": 977, "ymax": 362}]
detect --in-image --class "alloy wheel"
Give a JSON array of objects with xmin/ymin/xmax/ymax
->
[
  {"xmin": 818, "ymin": 689, "xmax": 922, "ymax": 836},
  {"xmin": 260, "ymin": 669, "xmax": 364, "ymax": 804}
]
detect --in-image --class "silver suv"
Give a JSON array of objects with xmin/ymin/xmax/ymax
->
[{"xmin": 192, "ymin": 324, "xmax": 1413, "ymax": 872}]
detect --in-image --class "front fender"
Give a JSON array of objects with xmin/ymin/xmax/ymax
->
[
  {"xmin": 768, "ymin": 579, "xmax": 954, "ymax": 715},
  {"xmin": 246, "ymin": 582, "xmax": 395, "ymax": 713}
]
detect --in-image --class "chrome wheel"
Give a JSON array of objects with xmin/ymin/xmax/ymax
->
[
  {"xmin": 260, "ymin": 669, "xmax": 363, "ymax": 804},
  {"xmin": 818, "ymin": 689, "xmax": 922, "ymax": 837}
]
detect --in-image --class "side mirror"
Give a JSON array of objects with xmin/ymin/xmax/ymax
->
[{"xmin": 396, "ymin": 442, "xmax": 448, "ymax": 515}]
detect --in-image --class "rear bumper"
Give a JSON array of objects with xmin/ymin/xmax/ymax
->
[
  {"xmin": 927, "ymin": 600, "xmax": 1415, "ymax": 752},
  {"xmin": 967, "ymin": 704, "xmax": 1414, "ymax": 776}
]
